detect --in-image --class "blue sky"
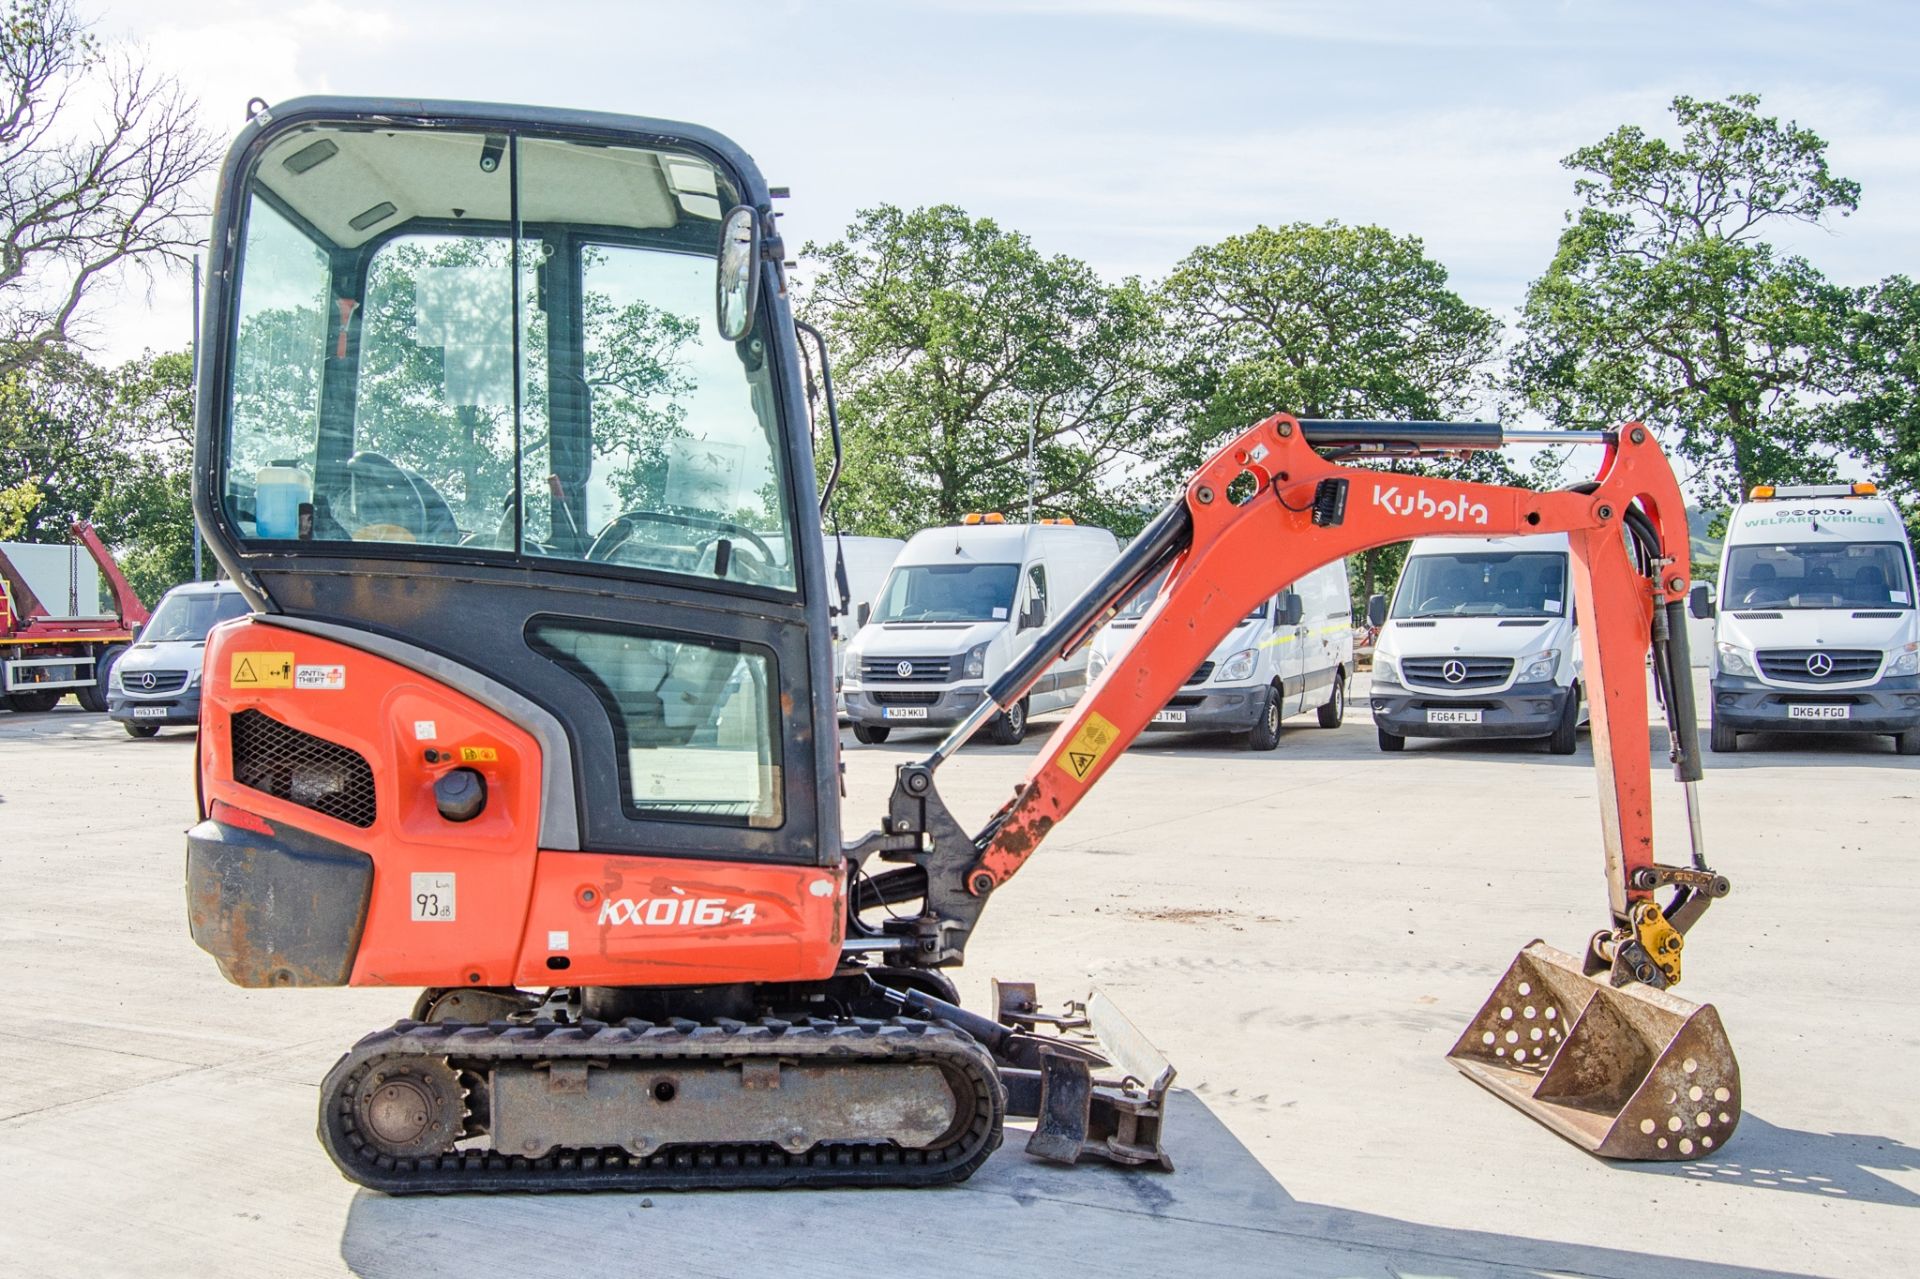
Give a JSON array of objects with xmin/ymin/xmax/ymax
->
[{"xmin": 93, "ymin": 0, "xmax": 1920, "ymax": 384}]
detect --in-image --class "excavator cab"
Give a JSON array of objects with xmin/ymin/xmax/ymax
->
[{"xmin": 196, "ymin": 100, "xmax": 838, "ymax": 874}]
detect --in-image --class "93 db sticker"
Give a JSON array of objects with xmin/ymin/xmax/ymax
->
[
  {"xmin": 1055, "ymin": 711, "xmax": 1120, "ymax": 782},
  {"xmin": 411, "ymin": 872, "xmax": 456, "ymax": 922}
]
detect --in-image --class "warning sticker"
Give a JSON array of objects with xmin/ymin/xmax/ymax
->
[
  {"xmin": 459, "ymin": 745, "xmax": 498, "ymax": 763},
  {"xmin": 230, "ymin": 652, "xmax": 294, "ymax": 688},
  {"xmin": 1055, "ymin": 711, "xmax": 1121, "ymax": 782},
  {"xmin": 295, "ymin": 664, "xmax": 346, "ymax": 690}
]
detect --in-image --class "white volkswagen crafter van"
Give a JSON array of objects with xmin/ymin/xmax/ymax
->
[
  {"xmin": 1692, "ymin": 484, "xmax": 1919, "ymax": 755},
  {"xmin": 1368, "ymin": 533, "xmax": 1585, "ymax": 754},
  {"xmin": 1086, "ymin": 560, "xmax": 1353, "ymax": 750},
  {"xmin": 842, "ymin": 516, "xmax": 1120, "ymax": 744}
]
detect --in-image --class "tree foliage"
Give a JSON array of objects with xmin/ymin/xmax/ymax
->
[
  {"xmin": 0, "ymin": 0, "xmax": 218, "ymax": 375},
  {"xmin": 1826, "ymin": 275, "xmax": 1920, "ymax": 539},
  {"xmin": 0, "ymin": 348, "xmax": 193, "ymax": 604},
  {"xmin": 1156, "ymin": 221, "xmax": 1508, "ymax": 609},
  {"xmin": 801, "ymin": 205, "xmax": 1161, "ymax": 536},
  {"xmin": 1513, "ymin": 93, "xmax": 1860, "ymax": 500}
]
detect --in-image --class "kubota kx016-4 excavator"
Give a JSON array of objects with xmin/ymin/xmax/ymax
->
[{"xmin": 186, "ymin": 98, "xmax": 1737, "ymax": 1192}]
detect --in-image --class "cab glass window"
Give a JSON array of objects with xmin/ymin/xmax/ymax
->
[
  {"xmin": 527, "ymin": 619, "xmax": 782, "ymax": 827},
  {"xmin": 219, "ymin": 124, "xmax": 794, "ymax": 590}
]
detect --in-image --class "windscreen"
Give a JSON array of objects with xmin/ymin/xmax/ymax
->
[
  {"xmin": 1391, "ymin": 552, "xmax": 1568, "ymax": 619},
  {"xmin": 872, "ymin": 563, "xmax": 1020, "ymax": 624},
  {"xmin": 142, "ymin": 591, "xmax": 251, "ymax": 643},
  {"xmin": 219, "ymin": 123, "xmax": 795, "ymax": 591},
  {"xmin": 1723, "ymin": 542, "xmax": 1913, "ymax": 610}
]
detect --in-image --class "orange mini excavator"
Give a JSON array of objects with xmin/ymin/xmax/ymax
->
[{"xmin": 187, "ymin": 97, "xmax": 1736, "ymax": 1192}]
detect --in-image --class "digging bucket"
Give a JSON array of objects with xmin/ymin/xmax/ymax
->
[{"xmin": 1447, "ymin": 941, "xmax": 1740, "ymax": 1160}]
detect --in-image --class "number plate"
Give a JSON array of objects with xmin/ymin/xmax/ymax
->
[
  {"xmin": 132, "ymin": 707, "xmax": 169, "ymax": 719},
  {"xmin": 1426, "ymin": 708, "xmax": 1483, "ymax": 725},
  {"xmin": 883, "ymin": 706, "xmax": 929, "ymax": 720},
  {"xmin": 1151, "ymin": 709, "xmax": 1188, "ymax": 724},
  {"xmin": 1787, "ymin": 704, "xmax": 1849, "ymax": 720}
]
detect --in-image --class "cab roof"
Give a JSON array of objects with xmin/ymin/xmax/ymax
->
[{"xmin": 1406, "ymin": 532, "xmax": 1570, "ymax": 558}]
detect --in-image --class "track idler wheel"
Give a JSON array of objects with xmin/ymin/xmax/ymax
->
[
  {"xmin": 348, "ymin": 1057, "xmax": 466, "ymax": 1161},
  {"xmin": 1447, "ymin": 941, "xmax": 1740, "ymax": 1160}
]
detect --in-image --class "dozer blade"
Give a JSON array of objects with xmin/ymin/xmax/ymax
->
[{"xmin": 1447, "ymin": 941, "xmax": 1740, "ymax": 1160}]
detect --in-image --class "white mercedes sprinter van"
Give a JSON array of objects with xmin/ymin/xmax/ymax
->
[
  {"xmin": 1695, "ymin": 484, "xmax": 1919, "ymax": 754},
  {"xmin": 825, "ymin": 533, "xmax": 905, "ymax": 716},
  {"xmin": 842, "ymin": 516, "xmax": 1119, "ymax": 744},
  {"xmin": 1086, "ymin": 560, "xmax": 1353, "ymax": 750},
  {"xmin": 1368, "ymin": 533, "xmax": 1584, "ymax": 753}
]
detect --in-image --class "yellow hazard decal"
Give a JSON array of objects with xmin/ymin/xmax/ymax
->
[
  {"xmin": 459, "ymin": 745, "xmax": 499, "ymax": 763},
  {"xmin": 230, "ymin": 652, "xmax": 294, "ymax": 688},
  {"xmin": 1056, "ymin": 711, "xmax": 1120, "ymax": 783}
]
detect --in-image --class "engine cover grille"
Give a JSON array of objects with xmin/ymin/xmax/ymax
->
[{"xmin": 230, "ymin": 709, "xmax": 377, "ymax": 828}]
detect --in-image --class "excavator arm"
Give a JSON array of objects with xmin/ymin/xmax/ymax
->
[{"xmin": 848, "ymin": 414, "xmax": 1740, "ymax": 1161}]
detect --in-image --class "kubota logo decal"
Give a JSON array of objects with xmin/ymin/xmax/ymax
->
[
  {"xmin": 1372, "ymin": 483, "xmax": 1489, "ymax": 526},
  {"xmin": 599, "ymin": 887, "xmax": 758, "ymax": 928}
]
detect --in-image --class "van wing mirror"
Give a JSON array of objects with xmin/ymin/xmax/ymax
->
[
  {"xmin": 1366, "ymin": 593, "xmax": 1387, "ymax": 628},
  {"xmin": 856, "ymin": 602, "xmax": 871, "ymax": 629},
  {"xmin": 1279, "ymin": 593, "xmax": 1304, "ymax": 627},
  {"xmin": 1688, "ymin": 582, "xmax": 1715, "ymax": 619},
  {"xmin": 1021, "ymin": 599, "xmax": 1046, "ymax": 631}
]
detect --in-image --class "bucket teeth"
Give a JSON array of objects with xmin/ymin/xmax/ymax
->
[{"xmin": 1447, "ymin": 941, "xmax": 1740, "ymax": 1160}]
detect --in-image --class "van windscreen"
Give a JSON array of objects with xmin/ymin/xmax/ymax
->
[
  {"xmin": 1723, "ymin": 542, "xmax": 1913, "ymax": 610},
  {"xmin": 872, "ymin": 563, "xmax": 1019, "ymax": 624},
  {"xmin": 1391, "ymin": 552, "xmax": 1568, "ymax": 619},
  {"xmin": 143, "ymin": 591, "xmax": 252, "ymax": 643}
]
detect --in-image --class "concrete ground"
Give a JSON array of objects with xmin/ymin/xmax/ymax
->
[{"xmin": 1, "ymin": 674, "xmax": 1915, "ymax": 1278}]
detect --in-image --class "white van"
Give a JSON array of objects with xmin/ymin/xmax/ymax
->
[
  {"xmin": 1368, "ymin": 533, "xmax": 1584, "ymax": 754},
  {"xmin": 1086, "ymin": 560, "xmax": 1353, "ymax": 750},
  {"xmin": 1696, "ymin": 484, "xmax": 1919, "ymax": 755},
  {"xmin": 842, "ymin": 517, "xmax": 1120, "ymax": 744},
  {"xmin": 825, "ymin": 533, "xmax": 905, "ymax": 716}
]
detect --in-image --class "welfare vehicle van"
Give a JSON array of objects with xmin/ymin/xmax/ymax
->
[
  {"xmin": 1693, "ymin": 483, "xmax": 1919, "ymax": 755},
  {"xmin": 1086, "ymin": 560, "xmax": 1353, "ymax": 750},
  {"xmin": 842, "ymin": 516, "xmax": 1119, "ymax": 744},
  {"xmin": 108, "ymin": 580, "xmax": 251, "ymax": 738},
  {"xmin": 825, "ymin": 533, "xmax": 905, "ymax": 715},
  {"xmin": 1367, "ymin": 533, "xmax": 1585, "ymax": 754}
]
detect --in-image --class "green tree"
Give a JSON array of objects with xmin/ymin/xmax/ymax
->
[
  {"xmin": 1156, "ymin": 221, "xmax": 1507, "ymax": 608},
  {"xmin": 1826, "ymin": 275, "xmax": 1920, "ymax": 540},
  {"xmin": 800, "ymin": 205, "xmax": 1161, "ymax": 537},
  {"xmin": 1512, "ymin": 93, "xmax": 1860, "ymax": 501},
  {"xmin": 0, "ymin": 349, "xmax": 194, "ymax": 605}
]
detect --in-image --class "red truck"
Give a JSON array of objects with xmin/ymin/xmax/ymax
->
[{"xmin": 0, "ymin": 521, "xmax": 150, "ymax": 713}]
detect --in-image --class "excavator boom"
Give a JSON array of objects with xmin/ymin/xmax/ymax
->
[{"xmin": 856, "ymin": 413, "xmax": 1738, "ymax": 1161}]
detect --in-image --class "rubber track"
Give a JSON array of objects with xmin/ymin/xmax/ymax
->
[{"xmin": 318, "ymin": 1015, "xmax": 1006, "ymax": 1193}]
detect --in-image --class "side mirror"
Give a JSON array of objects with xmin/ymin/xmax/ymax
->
[
  {"xmin": 1021, "ymin": 600, "xmax": 1046, "ymax": 632},
  {"xmin": 129, "ymin": 621, "xmax": 143, "ymax": 643},
  {"xmin": 1366, "ymin": 594, "xmax": 1387, "ymax": 628},
  {"xmin": 856, "ymin": 602, "xmax": 871, "ymax": 629},
  {"xmin": 715, "ymin": 205, "xmax": 761, "ymax": 341},
  {"xmin": 1279, "ymin": 593, "xmax": 1304, "ymax": 628},
  {"xmin": 1689, "ymin": 582, "xmax": 1715, "ymax": 619}
]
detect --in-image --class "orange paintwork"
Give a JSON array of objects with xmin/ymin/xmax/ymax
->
[
  {"xmin": 200, "ymin": 618, "xmax": 844, "ymax": 989},
  {"xmin": 975, "ymin": 415, "xmax": 1692, "ymax": 931}
]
